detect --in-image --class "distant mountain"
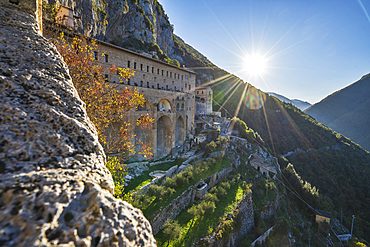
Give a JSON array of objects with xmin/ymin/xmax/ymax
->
[
  {"xmin": 306, "ymin": 74, "xmax": 370, "ymax": 151},
  {"xmin": 267, "ymin": 92, "xmax": 311, "ymax": 111}
]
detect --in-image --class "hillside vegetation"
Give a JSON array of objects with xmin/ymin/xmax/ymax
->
[{"xmin": 169, "ymin": 30, "xmax": 370, "ymax": 241}]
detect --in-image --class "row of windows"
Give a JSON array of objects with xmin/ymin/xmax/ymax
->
[
  {"xmin": 94, "ymin": 51, "xmax": 192, "ymax": 83},
  {"xmin": 108, "ymin": 76, "xmax": 191, "ymax": 92},
  {"xmin": 196, "ymin": 90, "xmax": 212, "ymax": 95},
  {"xmin": 127, "ymin": 60, "xmax": 190, "ymax": 80}
]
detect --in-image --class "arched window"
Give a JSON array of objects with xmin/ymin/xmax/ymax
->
[
  {"xmin": 176, "ymin": 103, "xmax": 180, "ymax": 111},
  {"xmin": 181, "ymin": 104, "xmax": 184, "ymax": 111}
]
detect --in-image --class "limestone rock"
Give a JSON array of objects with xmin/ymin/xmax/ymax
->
[
  {"xmin": 47, "ymin": 0, "xmax": 176, "ymax": 59},
  {"xmin": 0, "ymin": 6, "xmax": 156, "ymax": 246}
]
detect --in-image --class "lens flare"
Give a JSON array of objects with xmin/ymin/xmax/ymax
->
[{"xmin": 244, "ymin": 87, "xmax": 267, "ymax": 109}]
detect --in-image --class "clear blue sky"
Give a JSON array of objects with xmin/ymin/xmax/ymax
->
[{"xmin": 160, "ymin": 0, "xmax": 370, "ymax": 104}]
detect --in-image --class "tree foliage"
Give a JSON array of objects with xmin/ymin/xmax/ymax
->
[
  {"xmin": 52, "ymin": 33, "xmax": 154, "ymax": 198},
  {"xmin": 163, "ymin": 219, "xmax": 181, "ymax": 246},
  {"xmin": 53, "ymin": 33, "xmax": 153, "ymax": 159}
]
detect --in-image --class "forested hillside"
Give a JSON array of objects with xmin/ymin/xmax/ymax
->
[
  {"xmin": 211, "ymin": 80, "xmax": 370, "ymax": 240},
  {"xmin": 306, "ymin": 74, "xmax": 370, "ymax": 151}
]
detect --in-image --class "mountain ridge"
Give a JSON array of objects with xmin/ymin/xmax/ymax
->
[
  {"xmin": 306, "ymin": 73, "xmax": 370, "ymax": 151},
  {"xmin": 267, "ymin": 92, "xmax": 312, "ymax": 111}
]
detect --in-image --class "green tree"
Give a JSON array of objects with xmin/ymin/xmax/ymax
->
[
  {"xmin": 188, "ymin": 203, "xmax": 205, "ymax": 228},
  {"xmin": 163, "ymin": 219, "xmax": 182, "ymax": 246}
]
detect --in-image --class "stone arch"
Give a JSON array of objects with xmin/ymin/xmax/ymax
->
[
  {"xmin": 158, "ymin": 99, "xmax": 172, "ymax": 112},
  {"xmin": 175, "ymin": 116, "xmax": 185, "ymax": 146},
  {"xmin": 157, "ymin": 116, "xmax": 172, "ymax": 158}
]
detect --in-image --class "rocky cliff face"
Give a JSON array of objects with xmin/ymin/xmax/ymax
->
[
  {"xmin": 0, "ymin": 3, "xmax": 155, "ymax": 246},
  {"xmin": 48, "ymin": 0, "xmax": 175, "ymax": 57}
]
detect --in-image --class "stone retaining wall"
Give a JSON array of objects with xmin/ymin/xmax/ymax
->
[
  {"xmin": 196, "ymin": 192, "xmax": 255, "ymax": 247},
  {"xmin": 150, "ymin": 157, "xmax": 235, "ymax": 235}
]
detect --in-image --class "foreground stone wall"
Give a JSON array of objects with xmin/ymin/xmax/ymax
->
[{"xmin": 0, "ymin": 4, "xmax": 155, "ymax": 246}]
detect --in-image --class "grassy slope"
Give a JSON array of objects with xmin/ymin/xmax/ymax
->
[
  {"xmin": 155, "ymin": 182, "xmax": 247, "ymax": 247},
  {"xmin": 125, "ymin": 159, "xmax": 185, "ymax": 192},
  {"xmin": 142, "ymin": 157, "xmax": 231, "ymax": 219}
]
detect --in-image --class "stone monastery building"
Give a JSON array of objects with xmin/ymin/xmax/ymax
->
[
  {"xmin": 45, "ymin": 6, "xmax": 217, "ymax": 159},
  {"xmin": 94, "ymin": 40, "xmax": 197, "ymax": 159}
]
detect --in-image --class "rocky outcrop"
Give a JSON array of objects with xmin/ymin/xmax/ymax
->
[
  {"xmin": 48, "ymin": 0, "xmax": 176, "ymax": 59},
  {"xmin": 0, "ymin": 4, "xmax": 155, "ymax": 246}
]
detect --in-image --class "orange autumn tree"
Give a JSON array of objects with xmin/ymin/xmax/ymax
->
[{"xmin": 52, "ymin": 33, "xmax": 153, "ymax": 197}]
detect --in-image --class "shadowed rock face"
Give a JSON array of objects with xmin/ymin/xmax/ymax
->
[{"xmin": 0, "ymin": 5, "xmax": 155, "ymax": 246}]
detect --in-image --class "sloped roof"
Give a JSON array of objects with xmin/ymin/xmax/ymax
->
[{"xmin": 315, "ymin": 209, "xmax": 332, "ymax": 218}]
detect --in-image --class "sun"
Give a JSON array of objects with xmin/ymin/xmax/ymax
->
[{"xmin": 243, "ymin": 53, "xmax": 268, "ymax": 77}]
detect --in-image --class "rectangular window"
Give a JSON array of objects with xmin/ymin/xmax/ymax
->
[
  {"xmin": 140, "ymin": 64, "xmax": 143, "ymax": 71},
  {"xmin": 162, "ymin": 70, "xmax": 164, "ymax": 76},
  {"xmin": 182, "ymin": 75, "xmax": 184, "ymax": 80},
  {"xmin": 157, "ymin": 69, "xmax": 160, "ymax": 74},
  {"xmin": 134, "ymin": 62, "xmax": 137, "ymax": 70},
  {"xmin": 104, "ymin": 54, "xmax": 108, "ymax": 63},
  {"xmin": 166, "ymin": 71, "xmax": 169, "ymax": 77},
  {"xmin": 152, "ymin": 67, "xmax": 154, "ymax": 73},
  {"xmin": 147, "ymin": 82, "xmax": 149, "ymax": 88},
  {"xmin": 170, "ymin": 72, "xmax": 172, "ymax": 78},
  {"xmin": 127, "ymin": 61, "xmax": 130, "ymax": 68},
  {"xmin": 157, "ymin": 83, "xmax": 159, "ymax": 89},
  {"xmin": 147, "ymin": 66, "xmax": 149, "ymax": 72},
  {"xmin": 140, "ymin": 81, "xmax": 143, "ymax": 87},
  {"xmin": 93, "ymin": 51, "xmax": 98, "ymax": 60}
]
